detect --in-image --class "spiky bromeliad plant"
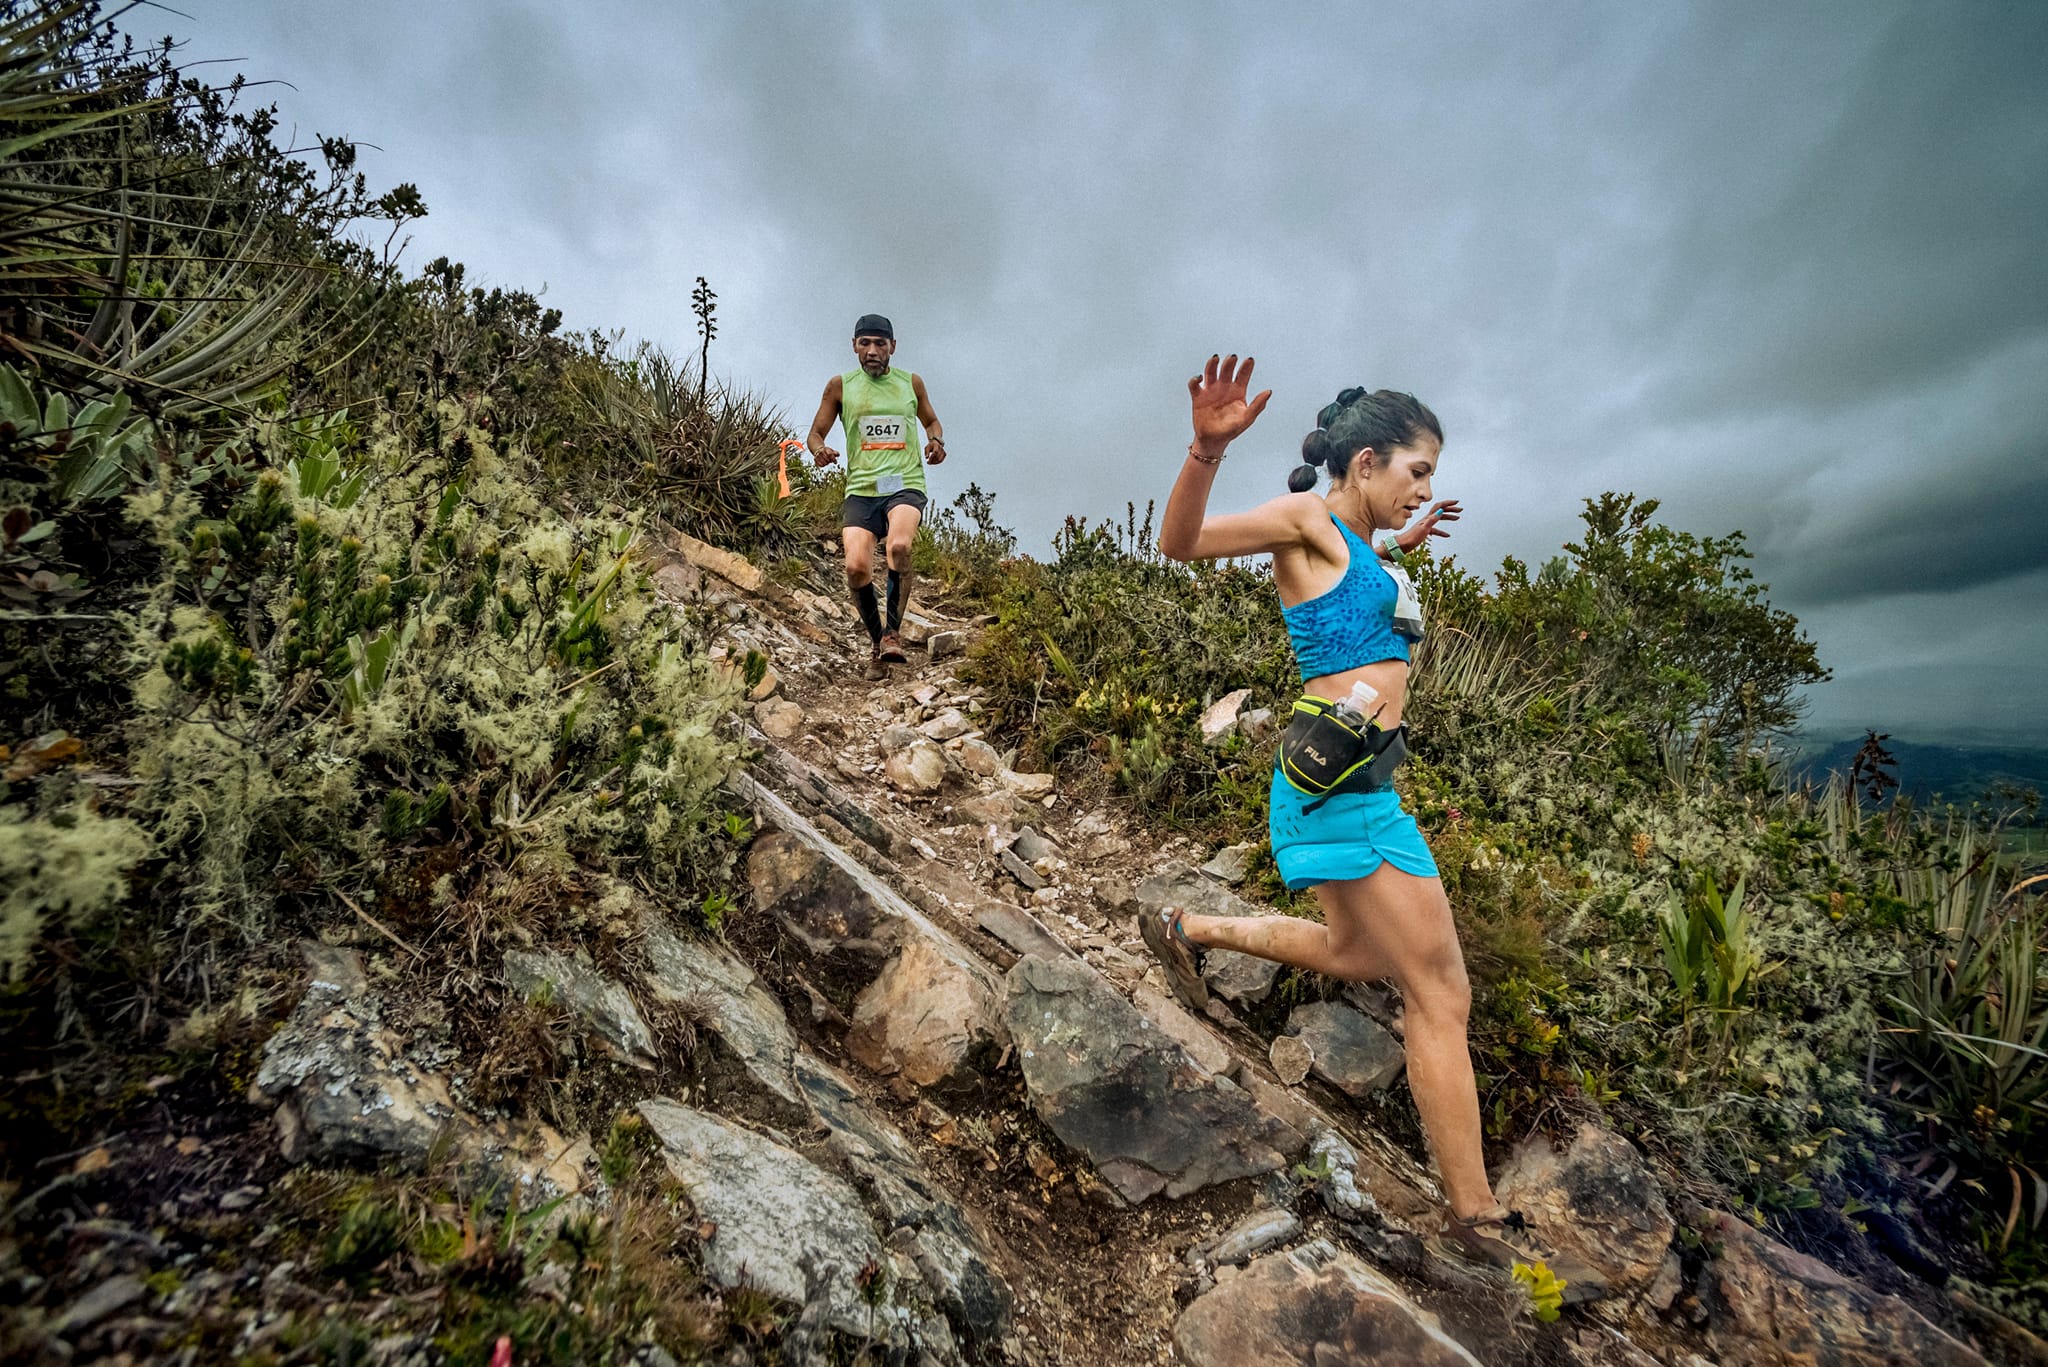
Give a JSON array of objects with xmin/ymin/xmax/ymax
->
[{"xmin": 0, "ymin": 1, "xmax": 424, "ymax": 413}]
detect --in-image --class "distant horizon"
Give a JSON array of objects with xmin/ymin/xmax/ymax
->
[{"xmin": 1785, "ymin": 723, "xmax": 2047, "ymax": 753}]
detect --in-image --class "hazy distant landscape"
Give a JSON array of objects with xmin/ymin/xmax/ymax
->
[{"xmin": 1792, "ymin": 733, "xmax": 2048, "ymax": 808}]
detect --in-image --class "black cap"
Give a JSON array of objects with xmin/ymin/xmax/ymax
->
[{"xmin": 853, "ymin": 313, "xmax": 894, "ymax": 340}]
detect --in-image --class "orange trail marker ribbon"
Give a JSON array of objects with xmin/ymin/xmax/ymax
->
[{"xmin": 776, "ymin": 438, "xmax": 804, "ymax": 499}]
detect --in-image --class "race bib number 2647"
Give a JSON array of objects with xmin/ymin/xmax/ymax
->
[{"xmin": 858, "ymin": 415, "xmax": 908, "ymax": 450}]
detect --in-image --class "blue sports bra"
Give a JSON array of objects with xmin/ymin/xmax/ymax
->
[{"xmin": 1281, "ymin": 515, "xmax": 1410, "ymax": 679}]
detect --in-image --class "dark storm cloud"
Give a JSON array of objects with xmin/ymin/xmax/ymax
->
[
  {"xmin": 1772, "ymin": 429, "xmax": 2048, "ymax": 605},
  {"xmin": 1630, "ymin": 3, "xmax": 2048, "ymax": 418},
  {"xmin": 146, "ymin": 1, "xmax": 2048, "ymax": 742}
]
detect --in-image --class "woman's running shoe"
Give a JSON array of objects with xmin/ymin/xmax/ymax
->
[
  {"xmin": 1433, "ymin": 1207, "xmax": 1598, "ymax": 1299},
  {"xmin": 879, "ymin": 631, "xmax": 910, "ymax": 663},
  {"xmin": 1138, "ymin": 906, "xmax": 1209, "ymax": 1011},
  {"xmin": 1433, "ymin": 1207, "xmax": 1546, "ymax": 1270}
]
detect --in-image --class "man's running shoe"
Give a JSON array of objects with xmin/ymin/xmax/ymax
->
[
  {"xmin": 1138, "ymin": 907, "xmax": 1209, "ymax": 1011},
  {"xmin": 879, "ymin": 631, "xmax": 909, "ymax": 664},
  {"xmin": 863, "ymin": 647, "xmax": 888, "ymax": 681}
]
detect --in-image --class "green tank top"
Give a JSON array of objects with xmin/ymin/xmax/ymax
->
[{"xmin": 838, "ymin": 367, "xmax": 925, "ymax": 498}]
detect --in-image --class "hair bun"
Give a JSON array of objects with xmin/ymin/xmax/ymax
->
[
  {"xmin": 1336, "ymin": 386, "xmax": 1366, "ymax": 406},
  {"xmin": 1287, "ymin": 463, "xmax": 1319, "ymax": 493},
  {"xmin": 1300, "ymin": 429, "xmax": 1332, "ymax": 467}
]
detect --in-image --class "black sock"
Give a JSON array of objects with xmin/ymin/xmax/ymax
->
[
  {"xmin": 886, "ymin": 569, "xmax": 913, "ymax": 631},
  {"xmin": 853, "ymin": 583, "xmax": 883, "ymax": 645}
]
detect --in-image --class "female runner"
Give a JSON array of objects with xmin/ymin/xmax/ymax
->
[{"xmin": 1140, "ymin": 353, "xmax": 1548, "ymax": 1269}]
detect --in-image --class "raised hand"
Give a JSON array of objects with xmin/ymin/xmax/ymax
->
[
  {"xmin": 1187, "ymin": 353, "xmax": 1272, "ymax": 456},
  {"xmin": 1396, "ymin": 499, "xmax": 1463, "ymax": 553}
]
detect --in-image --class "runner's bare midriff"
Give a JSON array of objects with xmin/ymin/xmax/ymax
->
[{"xmin": 1303, "ymin": 658, "xmax": 1409, "ymax": 730}]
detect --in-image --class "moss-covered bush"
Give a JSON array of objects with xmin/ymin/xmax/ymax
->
[{"xmin": 121, "ymin": 396, "xmax": 740, "ymax": 941}]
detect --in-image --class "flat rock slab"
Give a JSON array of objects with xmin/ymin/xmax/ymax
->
[
  {"xmin": 637, "ymin": 1098, "xmax": 949, "ymax": 1354},
  {"xmin": 1174, "ymin": 1237, "xmax": 1482, "ymax": 1366},
  {"xmin": 1494, "ymin": 1123, "xmax": 1673, "ymax": 1304},
  {"xmin": 1700, "ymin": 1211, "xmax": 1988, "ymax": 1367},
  {"xmin": 795, "ymin": 1055, "xmax": 1013, "ymax": 1345},
  {"xmin": 668, "ymin": 527, "xmax": 765, "ymax": 592},
  {"xmin": 1005, "ymin": 954, "xmax": 1302, "ymax": 1203},
  {"xmin": 1137, "ymin": 865, "xmax": 1282, "ymax": 1004},
  {"xmin": 504, "ymin": 948, "xmax": 657, "ymax": 1068},
  {"xmin": 641, "ymin": 918, "xmax": 803, "ymax": 1116},
  {"xmin": 1131, "ymin": 983, "xmax": 1235, "ymax": 1077},
  {"xmin": 1286, "ymin": 1001, "xmax": 1405, "ymax": 1098},
  {"xmin": 253, "ymin": 943, "xmax": 592, "ymax": 1203},
  {"xmin": 1196, "ymin": 1207, "xmax": 1303, "ymax": 1267}
]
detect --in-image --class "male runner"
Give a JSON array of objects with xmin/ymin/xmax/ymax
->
[{"xmin": 805, "ymin": 314, "xmax": 947, "ymax": 680}]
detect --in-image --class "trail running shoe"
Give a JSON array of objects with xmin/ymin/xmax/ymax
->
[
  {"xmin": 1433, "ymin": 1207, "xmax": 1597, "ymax": 1300},
  {"xmin": 863, "ymin": 647, "xmax": 888, "ymax": 681},
  {"xmin": 1434, "ymin": 1207, "xmax": 1545, "ymax": 1270},
  {"xmin": 1139, "ymin": 906, "xmax": 1209, "ymax": 1011},
  {"xmin": 879, "ymin": 631, "xmax": 909, "ymax": 664}
]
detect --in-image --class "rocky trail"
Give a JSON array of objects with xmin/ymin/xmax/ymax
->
[
  {"xmin": 13, "ymin": 524, "xmax": 2031, "ymax": 1366},
  {"xmin": 623, "ymin": 528, "xmax": 2018, "ymax": 1367}
]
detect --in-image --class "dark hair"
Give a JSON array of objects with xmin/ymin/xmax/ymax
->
[{"xmin": 1289, "ymin": 387, "xmax": 1443, "ymax": 493}]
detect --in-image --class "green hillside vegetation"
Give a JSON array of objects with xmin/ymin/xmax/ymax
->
[
  {"xmin": 964, "ymin": 499, "xmax": 2048, "ymax": 1327},
  {"xmin": 2, "ymin": 2, "xmax": 2044, "ymax": 1357}
]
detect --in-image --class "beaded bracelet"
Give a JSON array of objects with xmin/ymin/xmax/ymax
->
[{"xmin": 1187, "ymin": 443, "xmax": 1225, "ymax": 466}]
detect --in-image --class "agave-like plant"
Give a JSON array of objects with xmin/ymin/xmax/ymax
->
[
  {"xmin": 0, "ymin": 0, "xmax": 416, "ymax": 414},
  {"xmin": 1883, "ymin": 817, "xmax": 2048, "ymax": 1169}
]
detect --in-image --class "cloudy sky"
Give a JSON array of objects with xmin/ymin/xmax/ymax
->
[{"xmin": 138, "ymin": 1, "xmax": 2047, "ymax": 744}]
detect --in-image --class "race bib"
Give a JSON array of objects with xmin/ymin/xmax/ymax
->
[
  {"xmin": 1385, "ymin": 559, "xmax": 1426, "ymax": 641},
  {"xmin": 858, "ymin": 414, "xmax": 907, "ymax": 451}
]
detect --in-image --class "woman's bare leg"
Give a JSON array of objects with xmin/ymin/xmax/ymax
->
[
  {"xmin": 1178, "ymin": 905, "xmax": 1390, "ymax": 982},
  {"xmin": 1179, "ymin": 866, "xmax": 1495, "ymax": 1219}
]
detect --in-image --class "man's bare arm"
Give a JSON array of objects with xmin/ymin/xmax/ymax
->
[
  {"xmin": 912, "ymin": 373, "xmax": 945, "ymax": 463},
  {"xmin": 807, "ymin": 375, "xmax": 844, "ymax": 465}
]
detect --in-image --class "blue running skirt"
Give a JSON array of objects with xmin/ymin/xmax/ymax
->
[{"xmin": 1268, "ymin": 770, "xmax": 1439, "ymax": 890}]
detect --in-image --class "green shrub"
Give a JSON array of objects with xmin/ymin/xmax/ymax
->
[
  {"xmin": 121, "ymin": 397, "xmax": 740, "ymax": 941},
  {"xmin": 968, "ymin": 504, "xmax": 1294, "ymax": 824}
]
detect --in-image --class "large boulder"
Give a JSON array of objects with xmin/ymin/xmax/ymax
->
[
  {"xmin": 1284, "ymin": 1001, "xmax": 1405, "ymax": 1098},
  {"xmin": 641, "ymin": 919, "xmax": 803, "ymax": 1118},
  {"xmin": 1173, "ymin": 1237, "xmax": 1482, "ymax": 1366},
  {"xmin": 1699, "ymin": 1211, "xmax": 1988, "ymax": 1366},
  {"xmin": 1137, "ymin": 865, "xmax": 1282, "ymax": 1005},
  {"xmin": 795, "ymin": 1055, "xmax": 1013, "ymax": 1346},
  {"xmin": 1492, "ymin": 1123, "xmax": 1673, "ymax": 1304},
  {"xmin": 742, "ymin": 781, "xmax": 1005, "ymax": 1066},
  {"xmin": 1004, "ymin": 954, "xmax": 1303, "ymax": 1203},
  {"xmin": 847, "ymin": 938, "xmax": 1007, "ymax": 1090},
  {"xmin": 637, "ymin": 1098, "xmax": 953, "ymax": 1355}
]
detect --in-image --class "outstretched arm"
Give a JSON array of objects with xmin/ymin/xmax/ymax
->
[
  {"xmin": 912, "ymin": 373, "xmax": 946, "ymax": 464},
  {"xmin": 806, "ymin": 375, "xmax": 844, "ymax": 466},
  {"xmin": 1160, "ymin": 354, "xmax": 1314, "ymax": 562}
]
